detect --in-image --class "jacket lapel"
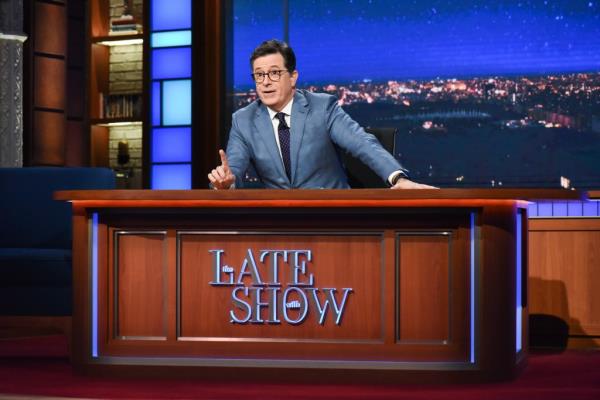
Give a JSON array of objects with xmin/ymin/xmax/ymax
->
[
  {"xmin": 253, "ymin": 105, "xmax": 288, "ymax": 181},
  {"xmin": 290, "ymin": 90, "xmax": 308, "ymax": 183}
]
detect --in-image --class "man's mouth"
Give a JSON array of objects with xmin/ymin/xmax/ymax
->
[{"xmin": 262, "ymin": 90, "xmax": 276, "ymax": 95}]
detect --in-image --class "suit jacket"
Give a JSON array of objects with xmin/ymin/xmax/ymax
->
[{"xmin": 226, "ymin": 89, "xmax": 406, "ymax": 189}]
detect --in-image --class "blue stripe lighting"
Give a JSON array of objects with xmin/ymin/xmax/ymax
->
[
  {"xmin": 152, "ymin": 81, "xmax": 161, "ymax": 126},
  {"xmin": 584, "ymin": 201, "xmax": 600, "ymax": 216},
  {"xmin": 553, "ymin": 202, "xmax": 568, "ymax": 217},
  {"xmin": 152, "ymin": 164, "xmax": 192, "ymax": 189},
  {"xmin": 530, "ymin": 200, "xmax": 600, "ymax": 218},
  {"xmin": 162, "ymin": 79, "xmax": 191, "ymax": 126},
  {"xmin": 152, "ymin": 127, "xmax": 191, "ymax": 163},
  {"xmin": 567, "ymin": 202, "xmax": 583, "ymax": 217},
  {"xmin": 91, "ymin": 212, "xmax": 99, "ymax": 358},
  {"xmin": 470, "ymin": 212, "xmax": 476, "ymax": 364},
  {"xmin": 516, "ymin": 213, "xmax": 523, "ymax": 353},
  {"xmin": 538, "ymin": 202, "xmax": 553, "ymax": 217},
  {"xmin": 528, "ymin": 202, "xmax": 538, "ymax": 217},
  {"xmin": 151, "ymin": 0, "xmax": 191, "ymax": 31},
  {"xmin": 151, "ymin": 30, "xmax": 192, "ymax": 48},
  {"xmin": 152, "ymin": 47, "xmax": 192, "ymax": 80}
]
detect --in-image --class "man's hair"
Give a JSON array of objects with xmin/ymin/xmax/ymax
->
[{"xmin": 250, "ymin": 39, "xmax": 296, "ymax": 72}]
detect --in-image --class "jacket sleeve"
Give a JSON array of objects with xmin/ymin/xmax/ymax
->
[
  {"xmin": 325, "ymin": 96, "xmax": 408, "ymax": 182},
  {"xmin": 225, "ymin": 113, "xmax": 251, "ymax": 188}
]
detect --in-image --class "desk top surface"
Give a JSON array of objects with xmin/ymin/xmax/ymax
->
[
  {"xmin": 54, "ymin": 188, "xmax": 584, "ymax": 208},
  {"xmin": 588, "ymin": 190, "xmax": 600, "ymax": 199}
]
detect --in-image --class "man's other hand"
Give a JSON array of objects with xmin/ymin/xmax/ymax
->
[
  {"xmin": 208, "ymin": 150, "xmax": 236, "ymax": 190},
  {"xmin": 391, "ymin": 177, "xmax": 438, "ymax": 189}
]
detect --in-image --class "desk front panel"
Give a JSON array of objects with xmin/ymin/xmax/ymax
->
[{"xmin": 91, "ymin": 210, "xmax": 472, "ymax": 364}]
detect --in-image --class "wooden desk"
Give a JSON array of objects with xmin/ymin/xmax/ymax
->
[
  {"xmin": 587, "ymin": 190, "xmax": 600, "ymax": 199},
  {"xmin": 55, "ymin": 189, "xmax": 581, "ymax": 382}
]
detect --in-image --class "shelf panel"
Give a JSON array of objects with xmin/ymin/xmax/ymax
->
[
  {"xmin": 91, "ymin": 118, "xmax": 143, "ymax": 127},
  {"xmin": 92, "ymin": 34, "xmax": 144, "ymax": 46}
]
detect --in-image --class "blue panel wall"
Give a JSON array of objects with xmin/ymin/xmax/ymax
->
[
  {"xmin": 152, "ymin": 127, "xmax": 192, "ymax": 163},
  {"xmin": 162, "ymin": 80, "xmax": 191, "ymax": 126},
  {"xmin": 152, "ymin": 164, "xmax": 192, "ymax": 190},
  {"xmin": 152, "ymin": 48, "xmax": 192, "ymax": 79},
  {"xmin": 149, "ymin": 0, "xmax": 192, "ymax": 189},
  {"xmin": 151, "ymin": 0, "xmax": 191, "ymax": 31},
  {"xmin": 152, "ymin": 30, "xmax": 192, "ymax": 48}
]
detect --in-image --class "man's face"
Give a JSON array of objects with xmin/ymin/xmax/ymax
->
[{"xmin": 253, "ymin": 53, "xmax": 298, "ymax": 112}]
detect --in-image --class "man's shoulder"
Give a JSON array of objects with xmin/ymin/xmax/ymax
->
[
  {"xmin": 297, "ymin": 89, "xmax": 337, "ymax": 108},
  {"xmin": 232, "ymin": 99, "xmax": 261, "ymax": 121}
]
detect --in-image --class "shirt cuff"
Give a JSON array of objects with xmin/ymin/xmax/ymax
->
[
  {"xmin": 387, "ymin": 170, "xmax": 407, "ymax": 186},
  {"xmin": 210, "ymin": 182, "xmax": 236, "ymax": 190}
]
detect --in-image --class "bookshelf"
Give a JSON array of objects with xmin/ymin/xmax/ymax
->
[{"xmin": 88, "ymin": 0, "xmax": 144, "ymax": 188}]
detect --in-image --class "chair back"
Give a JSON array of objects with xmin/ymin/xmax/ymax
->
[{"xmin": 342, "ymin": 127, "xmax": 397, "ymax": 188}]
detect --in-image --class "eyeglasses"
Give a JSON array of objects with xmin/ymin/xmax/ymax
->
[{"xmin": 251, "ymin": 70, "xmax": 288, "ymax": 83}]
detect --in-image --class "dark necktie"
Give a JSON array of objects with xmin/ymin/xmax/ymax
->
[{"xmin": 275, "ymin": 112, "xmax": 292, "ymax": 181}]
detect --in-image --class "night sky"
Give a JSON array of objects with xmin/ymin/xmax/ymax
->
[{"xmin": 233, "ymin": 0, "xmax": 600, "ymax": 88}]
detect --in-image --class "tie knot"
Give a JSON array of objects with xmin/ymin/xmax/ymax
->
[{"xmin": 275, "ymin": 112, "xmax": 288, "ymax": 128}]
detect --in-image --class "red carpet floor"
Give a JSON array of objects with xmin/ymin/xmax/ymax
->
[{"xmin": 0, "ymin": 335, "xmax": 599, "ymax": 400}]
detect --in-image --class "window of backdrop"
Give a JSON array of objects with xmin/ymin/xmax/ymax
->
[{"xmin": 231, "ymin": 0, "xmax": 600, "ymax": 200}]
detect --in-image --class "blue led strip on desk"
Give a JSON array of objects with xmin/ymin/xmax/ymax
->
[
  {"xmin": 91, "ymin": 212, "xmax": 98, "ymax": 358},
  {"xmin": 149, "ymin": 0, "xmax": 192, "ymax": 189},
  {"xmin": 516, "ymin": 213, "xmax": 523, "ymax": 353},
  {"xmin": 470, "ymin": 212, "xmax": 476, "ymax": 364}
]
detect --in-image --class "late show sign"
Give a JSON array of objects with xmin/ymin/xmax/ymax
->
[{"xmin": 209, "ymin": 249, "xmax": 353, "ymax": 326}]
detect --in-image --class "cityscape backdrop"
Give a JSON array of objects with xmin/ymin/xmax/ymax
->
[{"xmin": 232, "ymin": 0, "xmax": 600, "ymax": 188}]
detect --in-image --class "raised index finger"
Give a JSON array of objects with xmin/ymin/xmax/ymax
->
[{"xmin": 219, "ymin": 149, "xmax": 229, "ymax": 169}]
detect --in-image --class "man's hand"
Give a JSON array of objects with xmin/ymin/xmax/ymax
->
[
  {"xmin": 208, "ymin": 150, "xmax": 236, "ymax": 190},
  {"xmin": 391, "ymin": 177, "xmax": 438, "ymax": 189}
]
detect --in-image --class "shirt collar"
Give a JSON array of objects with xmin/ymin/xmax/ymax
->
[{"xmin": 267, "ymin": 96, "xmax": 294, "ymax": 120}]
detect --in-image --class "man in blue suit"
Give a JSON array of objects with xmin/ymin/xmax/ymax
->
[{"xmin": 209, "ymin": 40, "xmax": 433, "ymax": 190}]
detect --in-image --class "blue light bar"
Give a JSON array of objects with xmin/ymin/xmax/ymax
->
[
  {"xmin": 151, "ymin": 30, "xmax": 192, "ymax": 48},
  {"xmin": 152, "ymin": 127, "xmax": 192, "ymax": 163},
  {"xmin": 553, "ymin": 202, "xmax": 568, "ymax": 217},
  {"xmin": 162, "ymin": 79, "xmax": 191, "ymax": 126},
  {"xmin": 538, "ymin": 202, "xmax": 553, "ymax": 217},
  {"xmin": 530, "ymin": 200, "xmax": 600, "ymax": 218},
  {"xmin": 151, "ymin": 0, "xmax": 191, "ymax": 31},
  {"xmin": 152, "ymin": 81, "xmax": 161, "ymax": 126},
  {"xmin": 152, "ymin": 164, "xmax": 192, "ymax": 189},
  {"xmin": 470, "ymin": 212, "xmax": 476, "ymax": 364},
  {"xmin": 152, "ymin": 47, "xmax": 192, "ymax": 80},
  {"xmin": 567, "ymin": 201, "xmax": 583, "ymax": 217},
  {"xmin": 516, "ymin": 214, "xmax": 523, "ymax": 353},
  {"xmin": 91, "ymin": 212, "xmax": 99, "ymax": 358},
  {"xmin": 583, "ymin": 201, "xmax": 599, "ymax": 216},
  {"xmin": 528, "ymin": 202, "xmax": 538, "ymax": 217}
]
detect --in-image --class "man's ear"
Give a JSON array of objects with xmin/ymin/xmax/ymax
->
[{"xmin": 290, "ymin": 70, "xmax": 298, "ymax": 87}]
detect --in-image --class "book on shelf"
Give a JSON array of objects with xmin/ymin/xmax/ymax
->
[
  {"xmin": 112, "ymin": 24, "xmax": 140, "ymax": 31},
  {"xmin": 109, "ymin": 26, "xmax": 143, "ymax": 35},
  {"xmin": 108, "ymin": 29, "xmax": 142, "ymax": 36},
  {"xmin": 109, "ymin": 14, "xmax": 142, "ymax": 35},
  {"xmin": 111, "ymin": 14, "xmax": 135, "ymax": 24},
  {"xmin": 98, "ymin": 93, "xmax": 142, "ymax": 120}
]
